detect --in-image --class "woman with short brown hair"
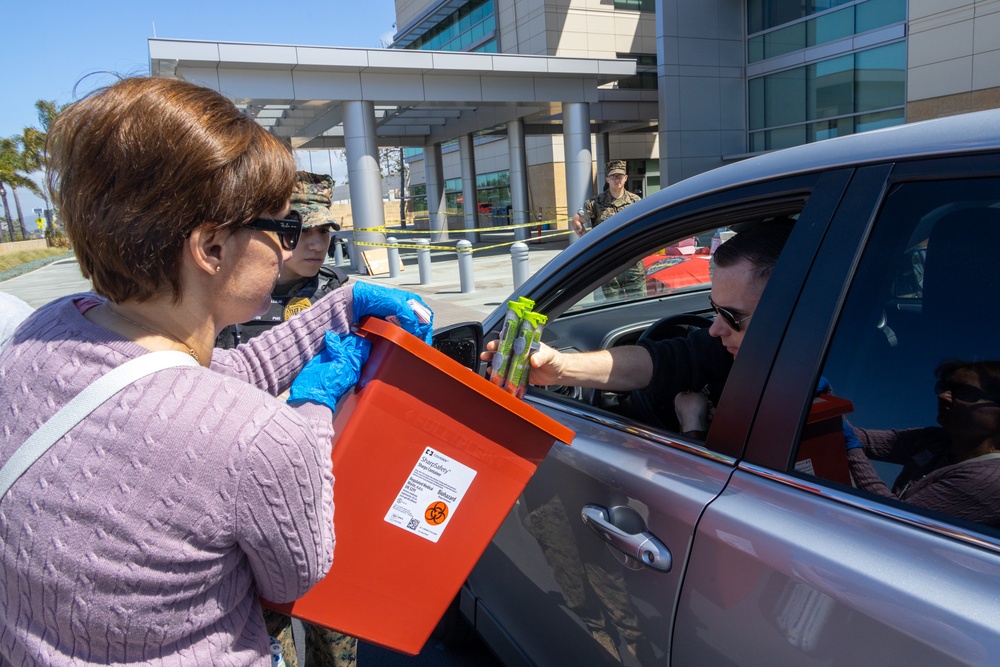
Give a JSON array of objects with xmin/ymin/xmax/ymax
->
[{"xmin": 1, "ymin": 77, "xmax": 353, "ymax": 666}]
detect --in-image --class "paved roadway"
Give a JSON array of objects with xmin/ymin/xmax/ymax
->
[
  {"xmin": 0, "ymin": 237, "xmax": 572, "ymax": 667},
  {"xmin": 1, "ymin": 236, "xmax": 571, "ymax": 323}
]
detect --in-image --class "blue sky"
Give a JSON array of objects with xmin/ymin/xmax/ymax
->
[{"xmin": 4, "ymin": 0, "xmax": 398, "ymax": 213}]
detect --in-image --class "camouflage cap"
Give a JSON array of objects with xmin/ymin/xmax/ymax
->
[
  {"xmin": 291, "ymin": 171, "xmax": 340, "ymax": 230},
  {"xmin": 606, "ymin": 160, "xmax": 627, "ymax": 176}
]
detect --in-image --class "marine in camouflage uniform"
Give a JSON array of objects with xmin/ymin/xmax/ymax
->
[
  {"xmin": 216, "ymin": 172, "xmax": 358, "ymax": 667},
  {"xmin": 574, "ymin": 160, "xmax": 648, "ymax": 299}
]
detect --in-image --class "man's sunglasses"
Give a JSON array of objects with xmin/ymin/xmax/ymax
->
[
  {"xmin": 934, "ymin": 380, "xmax": 1000, "ymax": 405},
  {"xmin": 245, "ymin": 210, "xmax": 302, "ymax": 250},
  {"xmin": 709, "ymin": 298, "xmax": 752, "ymax": 332}
]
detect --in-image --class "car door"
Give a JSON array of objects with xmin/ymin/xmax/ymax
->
[
  {"xmin": 465, "ymin": 170, "xmax": 854, "ymax": 667},
  {"xmin": 673, "ymin": 154, "xmax": 1000, "ymax": 665}
]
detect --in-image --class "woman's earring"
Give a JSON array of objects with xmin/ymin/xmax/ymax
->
[{"xmin": 215, "ymin": 266, "xmax": 221, "ymax": 273}]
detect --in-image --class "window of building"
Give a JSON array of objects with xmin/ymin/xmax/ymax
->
[
  {"xmin": 410, "ymin": 184, "xmax": 428, "ymax": 214},
  {"xmin": 614, "ymin": 0, "xmax": 655, "ymax": 11},
  {"xmin": 748, "ymin": 0, "xmax": 906, "ymax": 64},
  {"xmin": 749, "ymin": 0, "xmax": 858, "ymax": 34},
  {"xmin": 477, "ymin": 170, "xmax": 511, "ymax": 210},
  {"xmin": 748, "ymin": 41, "xmax": 905, "ymax": 152},
  {"xmin": 615, "ymin": 53, "xmax": 658, "ymax": 90},
  {"xmin": 405, "ymin": 0, "xmax": 497, "ymax": 53}
]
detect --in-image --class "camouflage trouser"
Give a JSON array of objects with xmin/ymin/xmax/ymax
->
[
  {"xmin": 521, "ymin": 495, "xmax": 648, "ymax": 664},
  {"xmin": 601, "ymin": 261, "xmax": 647, "ymax": 300},
  {"xmin": 266, "ymin": 609, "xmax": 357, "ymax": 667}
]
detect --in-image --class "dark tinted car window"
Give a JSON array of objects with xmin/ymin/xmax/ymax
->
[{"xmin": 797, "ymin": 177, "xmax": 1000, "ymax": 532}]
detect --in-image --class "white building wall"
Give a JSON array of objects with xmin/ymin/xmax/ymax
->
[
  {"xmin": 907, "ymin": 0, "xmax": 1000, "ymax": 120},
  {"xmin": 656, "ymin": 0, "xmax": 746, "ymax": 186},
  {"xmin": 395, "ymin": 0, "xmax": 432, "ymax": 36}
]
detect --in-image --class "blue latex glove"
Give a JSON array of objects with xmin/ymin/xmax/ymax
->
[
  {"xmin": 843, "ymin": 419, "xmax": 864, "ymax": 450},
  {"xmin": 815, "ymin": 377, "xmax": 864, "ymax": 450},
  {"xmin": 352, "ymin": 282, "xmax": 434, "ymax": 344},
  {"xmin": 288, "ymin": 331, "xmax": 372, "ymax": 410}
]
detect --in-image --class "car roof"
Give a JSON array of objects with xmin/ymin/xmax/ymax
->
[{"xmin": 652, "ymin": 108, "xmax": 1000, "ymax": 209}]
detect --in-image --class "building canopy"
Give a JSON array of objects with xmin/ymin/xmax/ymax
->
[{"xmin": 148, "ymin": 38, "xmax": 638, "ymax": 149}]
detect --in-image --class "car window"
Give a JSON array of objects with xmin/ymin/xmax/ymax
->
[
  {"xmin": 536, "ymin": 209, "xmax": 803, "ymax": 440},
  {"xmin": 794, "ymin": 177, "xmax": 1000, "ymax": 534},
  {"xmin": 565, "ymin": 231, "xmax": 720, "ymax": 313}
]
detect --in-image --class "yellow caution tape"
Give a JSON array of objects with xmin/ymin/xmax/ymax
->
[{"xmin": 352, "ymin": 228, "xmax": 573, "ymax": 252}]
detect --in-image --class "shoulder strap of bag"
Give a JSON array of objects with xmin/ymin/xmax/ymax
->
[
  {"xmin": 317, "ymin": 265, "xmax": 349, "ymax": 296},
  {"xmin": 0, "ymin": 350, "xmax": 199, "ymax": 501}
]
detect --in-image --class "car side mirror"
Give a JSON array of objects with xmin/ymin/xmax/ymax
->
[{"xmin": 433, "ymin": 322, "xmax": 485, "ymax": 372}]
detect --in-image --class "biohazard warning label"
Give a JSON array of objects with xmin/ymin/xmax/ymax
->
[{"xmin": 385, "ymin": 447, "xmax": 476, "ymax": 543}]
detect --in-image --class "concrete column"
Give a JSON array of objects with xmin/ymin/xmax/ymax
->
[
  {"xmin": 595, "ymin": 132, "xmax": 610, "ymax": 187},
  {"xmin": 424, "ymin": 141, "xmax": 448, "ymax": 242},
  {"xmin": 458, "ymin": 134, "xmax": 479, "ymax": 243},
  {"xmin": 563, "ymin": 102, "xmax": 592, "ymax": 245},
  {"xmin": 507, "ymin": 119, "xmax": 529, "ymax": 242},
  {"xmin": 344, "ymin": 101, "xmax": 387, "ymax": 271}
]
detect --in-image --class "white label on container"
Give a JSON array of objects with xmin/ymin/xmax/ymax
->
[{"xmin": 384, "ymin": 447, "xmax": 477, "ymax": 543}]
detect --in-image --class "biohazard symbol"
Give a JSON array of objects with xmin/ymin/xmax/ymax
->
[
  {"xmin": 283, "ymin": 296, "xmax": 312, "ymax": 320},
  {"xmin": 424, "ymin": 501, "xmax": 449, "ymax": 525}
]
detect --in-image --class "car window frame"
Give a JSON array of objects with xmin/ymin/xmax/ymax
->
[
  {"xmin": 509, "ymin": 170, "xmax": 853, "ymax": 459},
  {"xmin": 744, "ymin": 152, "xmax": 1000, "ymax": 552}
]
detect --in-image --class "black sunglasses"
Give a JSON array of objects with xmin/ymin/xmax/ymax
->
[
  {"xmin": 934, "ymin": 380, "xmax": 1000, "ymax": 405},
  {"xmin": 245, "ymin": 210, "xmax": 302, "ymax": 250},
  {"xmin": 709, "ymin": 298, "xmax": 752, "ymax": 332}
]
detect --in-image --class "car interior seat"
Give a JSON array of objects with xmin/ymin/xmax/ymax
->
[
  {"xmin": 920, "ymin": 207, "xmax": 1000, "ymax": 363},
  {"xmin": 884, "ymin": 207, "xmax": 1000, "ymax": 424}
]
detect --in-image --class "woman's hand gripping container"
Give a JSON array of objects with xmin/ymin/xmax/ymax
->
[{"xmin": 264, "ymin": 316, "xmax": 574, "ymax": 655}]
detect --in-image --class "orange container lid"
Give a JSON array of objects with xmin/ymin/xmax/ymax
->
[{"xmin": 356, "ymin": 316, "xmax": 575, "ymax": 446}]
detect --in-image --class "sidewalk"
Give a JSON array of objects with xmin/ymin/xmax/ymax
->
[
  {"xmin": 0, "ymin": 236, "xmax": 572, "ymax": 329},
  {"xmin": 345, "ymin": 234, "xmax": 570, "ymax": 326}
]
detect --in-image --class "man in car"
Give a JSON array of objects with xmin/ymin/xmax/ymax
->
[{"xmin": 485, "ymin": 219, "xmax": 795, "ymax": 435}]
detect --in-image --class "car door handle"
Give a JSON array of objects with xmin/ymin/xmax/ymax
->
[{"xmin": 581, "ymin": 504, "xmax": 672, "ymax": 572}]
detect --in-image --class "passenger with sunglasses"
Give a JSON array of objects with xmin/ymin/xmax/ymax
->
[
  {"xmin": 843, "ymin": 360, "xmax": 1000, "ymax": 526},
  {"xmin": 482, "ymin": 220, "xmax": 795, "ymax": 433},
  {"xmin": 0, "ymin": 77, "xmax": 426, "ymax": 667}
]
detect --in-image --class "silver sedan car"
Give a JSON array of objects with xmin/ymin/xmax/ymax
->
[{"xmin": 433, "ymin": 108, "xmax": 1000, "ymax": 666}]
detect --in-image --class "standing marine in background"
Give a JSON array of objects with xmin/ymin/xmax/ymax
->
[
  {"xmin": 217, "ymin": 171, "xmax": 348, "ymax": 349},
  {"xmin": 571, "ymin": 160, "xmax": 647, "ymax": 299}
]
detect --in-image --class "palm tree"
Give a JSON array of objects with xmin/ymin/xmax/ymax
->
[
  {"xmin": 0, "ymin": 138, "xmax": 23, "ymax": 242},
  {"xmin": 25, "ymin": 100, "xmax": 61, "ymax": 225},
  {"xmin": 0, "ymin": 136, "xmax": 43, "ymax": 241}
]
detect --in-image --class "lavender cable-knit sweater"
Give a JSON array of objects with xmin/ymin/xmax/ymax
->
[{"xmin": 0, "ymin": 288, "xmax": 353, "ymax": 666}]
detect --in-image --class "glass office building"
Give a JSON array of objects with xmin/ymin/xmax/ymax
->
[
  {"xmin": 391, "ymin": 0, "xmax": 999, "ymax": 199},
  {"xmin": 402, "ymin": 0, "xmax": 498, "ymax": 53},
  {"xmin": 746, "ymin": 0, "xmax": 907, "ymax": 151}
]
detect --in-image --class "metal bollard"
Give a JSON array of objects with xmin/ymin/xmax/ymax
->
[
  {"xmin": 457, "ymin": 240, "xmax": 475, "ymax": 294},
  {"xmin": 347, "ymin": 239, "xmax": 357, "ymax": 271},
  {"xmin": 387, "ymin": 237, "xmax": 400, "ymax": 278},
  {"xmin": 511, "ymin": 241, "xmax": 529, "ymax": 288},
  {"xmin": 333, "ymin": 237, "xmax": 346, "ymax": 267},
  {"xmin": 416, "ymin": 238, "xmax": 432, "ymax": 285}
]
